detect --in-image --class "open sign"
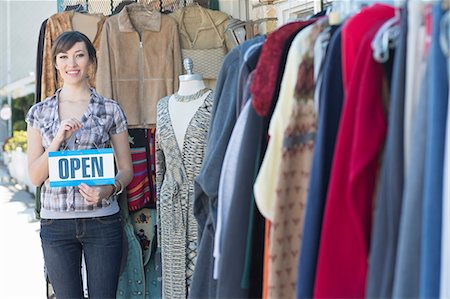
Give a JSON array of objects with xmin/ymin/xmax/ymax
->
[{"xmin": 48, "ymin": 148, "xmax": 115, "ymax": 188}]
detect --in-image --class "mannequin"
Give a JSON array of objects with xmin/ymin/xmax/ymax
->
[
  {"xmin": 169, "ymin": 58, "xmax": 212, "ymax": 152},
  {"xmin": 156, "ymin": 57, "xmax": 214, "ymax": 298}
]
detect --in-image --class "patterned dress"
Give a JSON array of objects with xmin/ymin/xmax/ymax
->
[
  {"xmin": 268, "ymin": 19, "xmax": 328, "ymax": 299},
  {"xmin": 156, "ymin": 92, "xmax": 213, "ymax": 298}
]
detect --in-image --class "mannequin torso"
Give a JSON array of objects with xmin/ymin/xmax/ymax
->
[{"xmin": 169, "ymin": 78, "xmax": 210, "ymax": 152}]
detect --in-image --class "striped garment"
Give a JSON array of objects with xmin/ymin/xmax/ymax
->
[{"xmin": 126, "ymin": 128, "xmax": 157, "ymax": 211}]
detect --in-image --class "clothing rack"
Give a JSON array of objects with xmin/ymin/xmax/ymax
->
[{"xmin": 56, "ymin": 0, "xmax": 200, "ymax": 15}]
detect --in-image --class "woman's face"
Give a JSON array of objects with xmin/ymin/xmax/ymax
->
[{"xmin": 55, "ymin": 41, "xmax": 91, "ymax": 86}]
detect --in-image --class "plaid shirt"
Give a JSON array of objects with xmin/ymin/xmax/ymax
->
[{"xmin": 26, "ymin": 88, "xmax": 128, "ymax": 212}]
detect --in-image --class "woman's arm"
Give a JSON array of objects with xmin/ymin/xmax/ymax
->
[
  {"xmin": 27, "ymin": 126, "xmax": 53, "ymax": 186},
  {"xmin": 27, "ymin": 118, "xmax": 81, "ymax": 186},
  {"xmin": 79, "ymin": 130, "xmax": 133, "ymax": 204},
  {"xmin": 109, "ymin": 130, "xmax": 133, "ymax": 189}
]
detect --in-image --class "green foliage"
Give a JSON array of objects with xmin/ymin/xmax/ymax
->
[
  {"xmin": 3, "ymin": 130, "xmax": 27, "ymax": 152},
  {"xmin": 12, "ymin": 93, "xmax": 34, "ymax": 132},
  {"xmin": 13, "ymin": 121, "xmax": 27, "ymax": 131}
]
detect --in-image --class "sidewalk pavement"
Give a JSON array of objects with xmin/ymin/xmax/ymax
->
[{"xmin": 0, "ymin": 162, "xmax": 46, "ymax": 298}]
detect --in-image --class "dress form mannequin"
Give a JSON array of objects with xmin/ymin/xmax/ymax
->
[
  {"xmin": 156, "ymin": 58, "xmax": 214, "ymax": 298},
  {"xmin": 169, "ymin": 58, "xmax": 212, "ymax": 152}
]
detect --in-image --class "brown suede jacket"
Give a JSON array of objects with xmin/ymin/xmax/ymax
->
[{"xmin": 96, "ymin": 3, "xmax": 182, "ymax": 127}]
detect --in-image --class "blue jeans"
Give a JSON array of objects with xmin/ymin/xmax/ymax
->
[{"xmin": 40, "ymin": 213, "xmax": 123, "ymax": 299}]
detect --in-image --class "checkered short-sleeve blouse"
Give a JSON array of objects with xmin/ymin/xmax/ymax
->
[{"xmin": 26, "ymin": 88, "xmax": 128, "ymax": 213}]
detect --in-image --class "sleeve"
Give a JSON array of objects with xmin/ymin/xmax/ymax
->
[
  {"xmin": 254, "ymin": 42, "xmax": 300, "ymax": 221},
  {"xmin": 25, "ymin": 104, "xmax": 40, "ymax": 130},
  {"xmin": 155, "ymin": 106, "xmax": 166, "ymax": 248},
  {"xmin": 35, "ymin": 19, "xmax": 48, "ymax": 104},
  {"xmin": 109, "ymin": 102, "xmax": 128, "ymax": 135},
  {"xmin": 41, "ymin": 17, "xmax": 57, "ymax": 100},
  {"xmin": 96, "ymin": 20, "xmax": 114, "ymax": 99},
  {"xmin": 172, "ymin": 23, "xmax": 182, "ymax": 92}
]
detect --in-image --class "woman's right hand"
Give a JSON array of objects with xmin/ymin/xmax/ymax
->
[{"xmin": 54, "ymin": 118, "xmax": 82, "ymax": 143}]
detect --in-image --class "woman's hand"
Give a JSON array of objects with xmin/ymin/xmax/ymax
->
[
  {"xmin": 79, "ymin": 183, "xmax": 115, "ymax": 205},
  {"xmin": 55, "ymin": 118, "xmax": 82, "ymax": 143}
]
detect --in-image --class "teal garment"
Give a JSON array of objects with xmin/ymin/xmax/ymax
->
[
  {"xmin": 117, "ymin": 221, "xmax": 146, "ymax": 298},
  {"xmin": 209, "ymin": 0, "xmax": 219, "ymax": 11},
  {"xmin": 117, "ymin": 198, "xmax": 161, "ymax": 299}
]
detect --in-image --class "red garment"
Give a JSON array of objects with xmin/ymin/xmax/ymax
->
[
  {"xmin": 127, "ymin": 148, "xmax": 152, "ymax": 211},
  {"xmin": 251, "ymin": 20, "xmax": 314, "ymax": 117},
  {"xmin": 341, "ymin": 4, "xmax": 396, "ymax": 91},
  {"xmin": 126, "ymin": 127, "xmax": 157, "ymax": 211},
  {"xmin": 313, "ymin": 5, "xmax": 395, "ymax": 298}
]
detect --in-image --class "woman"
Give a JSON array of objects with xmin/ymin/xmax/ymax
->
[{"xmin": 26, "ymin": 31, "xmax": 133, "ymax": 299}]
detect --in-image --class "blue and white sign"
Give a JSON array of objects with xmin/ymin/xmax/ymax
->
[{"xmin": 48, "ymin": 148, "xmax": 115, "ymax": 188}]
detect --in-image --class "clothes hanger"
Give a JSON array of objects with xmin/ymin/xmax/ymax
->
[
  {"xmin": 225, "ymin": 19, "xmax": 253, "ymax": 47},
  {"xmin": 127, "ymin": 0, "xmax": 157, "ymax": 14},
  {"xmin": 112, "ymin": 1, "xmax": 134, "ymax": 14},
  {"xmin": 372, "ymin": 12, "xmax": 400, "ymax": 63},
  {"xmin": 64, "ymin": 3, "xmax": 87, "ymax": 12},
  {"xmin": 441, "ymin": 10, "xmax": 449, "ymax": 58},
  {"xmin": 371, "ymin": 0, "xmax": 405, "ymax": 63},
  {"xmin": 327, "ymin": 0, "xmax": 362, "ymax": 25},
  {"xmin": 329, "ymin": 0, "xmax": 402, "ymax": 26}
]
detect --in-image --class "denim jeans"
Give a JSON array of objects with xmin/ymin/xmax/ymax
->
[{"xmin": 40, "ymin": 213, "xmax": 123, "ymax": 299}]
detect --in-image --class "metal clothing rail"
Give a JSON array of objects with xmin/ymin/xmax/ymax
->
[{"xmin": 56, "ymin": 0, "xmax": 199, "ymax": 15}]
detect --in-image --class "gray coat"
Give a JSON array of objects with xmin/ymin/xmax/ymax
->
[
  {"xmin": 189, "ymin": 38, "xmax": 264, "ymax": 299},
  {"xmin": 366, "ymin": 6, "xmax": 407, "ymax": 298}
]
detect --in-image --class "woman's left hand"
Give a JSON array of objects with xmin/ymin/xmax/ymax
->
[{"xmin": 79, "ymin": 183, "xmax": 114, "ymax": 205}]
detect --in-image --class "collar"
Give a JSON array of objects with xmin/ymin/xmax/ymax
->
[
  {"xmin": 118, "ymin": 3, "xmax": 161, "ymax": 33},
  {"xmin": 173, "ymin": 4, "xmax": 228, "ymax": 28},
  {"xmin": 50, "ymin": 11, "xmax": 105, "ymax": 45},
  {"xmin": 52, "ymin": 88, "xmax": 101, "ymax": 122}
]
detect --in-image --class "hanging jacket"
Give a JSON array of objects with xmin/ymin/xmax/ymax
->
[
  {"xmin": 117, "ymin": 195, "xmax": 161, "ymax": 299},
  {"xmin": 420, "ymin": 4, "xmax": 449, "ymax": 297},
  {"xmin": 313, "ymin": 4, "xmax": 395, "ymax": 298},
  {"xmin": 365, "ymin": 5, "xmax": 407, "ymax": 298},
  {"xmin": 96, "ymin": 3, "xmax": 182, "ymax": 127},
  {"xmin": 170, "ymin": 4, "xmax": 230, "ymax": 88},
  {"xmin": 41, "ymin": 11, "xmax": 106, "ymax": 100}
]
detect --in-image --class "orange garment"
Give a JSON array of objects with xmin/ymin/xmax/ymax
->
[
  {"xmin": 262, "ymin": 220, "xmax": 271, "ymax": 299},
  {"xmin": 41, "ymin": 11, "xmax": 106, "ymax": 100}
]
